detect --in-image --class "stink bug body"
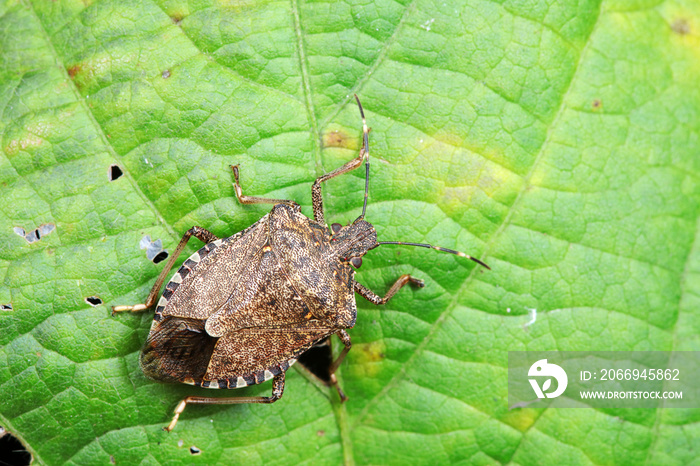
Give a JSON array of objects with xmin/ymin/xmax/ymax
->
[{"xmin": 113, "ymin": 96, "xmax": 489, "ymax": 431}]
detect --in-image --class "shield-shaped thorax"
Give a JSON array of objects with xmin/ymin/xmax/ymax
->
[{"xmin": 267, "ymin": 204, "xmax": 357, "ymax": 329}]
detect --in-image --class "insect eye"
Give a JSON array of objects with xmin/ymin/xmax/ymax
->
[
  {"xmin": 350, "ymin": 257, "xmax": 362, "ymax": 269},
  {"xmin": 331, "ymin": 223, "xmax": 342, "ymax": 234}
]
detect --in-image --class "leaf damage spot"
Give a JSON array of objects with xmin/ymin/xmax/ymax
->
[
  {"xmin": 140, "ymin": 235, "xmax": 169, "ymax": 263},
  {"xmin": 13, "ymin": 223, "xmax": 56, "ymax": 243},
  {"xmin": 109, "ymin": 165, "xmax": 123, "ymax": 181},
  {"xmin": 110, "ymin": 455, "xmax": 116, "ymax": 464},
  {"xmin": 317, "ymin": 430, "xmax": 325, "ymax": 437},
  {"xmin": 4, "ymin": 135, "xmax": 44, "ymax": 156},
  {"xmin": 523, "ymin": 308, "xmax": 537, "ymax": 331},
  {"xmin": 420, "ymin": 18, "xmax": 436, "ymax": 32},
  {"xmin": 592, "ymin": 99, "xmax": 602, "ymax": 110},
  {"xmin": 170, "ymin": 13, "xmax": 185, "ymax": 24},
  {"xmin": 67, "ymin": 64, "xmax": 81, "ymax": 78},
  {"xmin": 153, "ymin": 251, "xmax": 169, "ymax": 264},
  {"xmin": 162, "ymin": 70, "xmax": 171, "ymax": 79},
  {"xmin": 360, "ymin": 340, "xmax": 386, "ymax": 362},
  {"xmin": 0, "ymin": 426, "xmax": 32, "ymax": 466},
  {"xmin": 85, "ymin": 296, "xmax": 103, "ymax": 306},
  {"xmin": 671, "ymin": 18, "xmax": 690, "ymax": 35},
  {"xmin": 322, "ymin": 128, "xmax": 356, "ymax": 149},
  {"xmin": 190, "ymin": 446, "xmax": 201, "ymax": 455}
]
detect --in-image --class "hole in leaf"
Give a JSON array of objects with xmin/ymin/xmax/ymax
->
[
  {"xmin": 140, "ymin": 235, "xmax": 168, "ymax": 263},
  {"xmin": 25, "ymin": 230, "xmax": 40, "ymax": 242},
  {"xmin": 109, "ymin": 165, "xmax": 123, "ymax": 181},
  {"xmin": 0, "ymin": 304, "xmax": 12, "ymax": 311},
  {"xmin": 0, "ymin": 427, "xmax": 32, "ymax": 466},
  {"xmin": 38, "ymin": 224, "xmax": 55, "ymax": 237},
  {"xmin": 13, "ymin": 224, "xmax": 55, "ymax": 243},
  {"xmin": 85, "ymin": 296, "xmax": 102, "ymax": 306},
  {"xmin": 153, "ymin": 251, "xmax": 169, "ymax": 264},
  {"xmin": 190, "ymin": 446, "xmax": 201, "ymax": 455},
  {"xmin": 162, "ymin": 70, "xmax": 171, "ymax": 79}
]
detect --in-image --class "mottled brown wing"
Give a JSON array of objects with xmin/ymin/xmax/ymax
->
[
  {"xmin": 267, "ymin": 204, "xmax": 356, "ymax": 328},
  {"xmin": 162, "ymin": 215, "xmax": 270, "ymax": 321},
  {"xmin": 163, "ymin": 210, "xmax": 314, "ymax": 338},
  {"xmin": 204, "ymin": 325, "xmax": 334, "ymax": 384}
]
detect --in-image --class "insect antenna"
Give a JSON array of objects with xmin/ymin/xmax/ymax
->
[
  {"xmin": 376, "ymin": 241, "xmax": 491, "ymax": 270},
  {"xmin": 352, "ymin": 96, "xmax": 488, "ymax": 271},
  {"xmin": 354, "ymin": 94, "xmax": 370, "ymax": 221}
]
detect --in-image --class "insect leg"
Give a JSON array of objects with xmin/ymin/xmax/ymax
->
[
  {"xmin": 165, "ymin": 372, "xmax": 285, "ymax": 432},
  {"xmin": 326, "ymin": 330, "xmax": 352, "ymax": 402},
  {"xmin": 111, "ymin": 226, "xmax": 219, "ymax": 314},
  {"xmin": 311, "ymin": 153, "xmax": 365, "ymax": 225},
  {"xmin": 296, "ymin": 337, "xmax": 349, "ymax": 401},
  {"xmin": 353, "ymin": 275, "xmax": 425, "ymax": 305},
  {"xmin": 312, "ymin": 96, "xmax": 370, "ymax": 225},
  {"xmin": 231, "ymin": 165, "xmax": 300, "ymax": 210}
]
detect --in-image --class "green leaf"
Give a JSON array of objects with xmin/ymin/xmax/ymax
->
[{"xmin": 1, "ymin": 0, "xmax": 699, "ymax": 464}]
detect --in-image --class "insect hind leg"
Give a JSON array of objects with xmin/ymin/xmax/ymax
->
[{"xmin": 165, "ymin": 372, "xmax": 286, "ymax": 432}]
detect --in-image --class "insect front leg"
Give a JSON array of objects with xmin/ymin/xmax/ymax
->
[
  {"xmin": 312, "ymin": 96, "xmax": 370, "ymax": 225},
  {"xmin": 231, "ymin": 165, "xmax": 300, "ymax": 210},
  {"xmin": 311, "ymin": 152, "xmax": 365, "ymax": 225},
  {"xmin": 353, "ymin": 275, "xmax": 425, "ymax": 305},
  {"xmin": 165, "ymin": 372, "xmax": 285, "ymax": 432},
  {"xmin": 111, "ymin": 226, "xmax": 219, "ymax": 314}
]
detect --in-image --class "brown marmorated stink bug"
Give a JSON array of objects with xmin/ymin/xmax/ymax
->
[{"xmin": 112, "ymin": 96, "xmax": 489, "ymax": 431}]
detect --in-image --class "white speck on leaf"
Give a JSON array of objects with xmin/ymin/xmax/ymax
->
[
  {"xmin": 420, "ymin": 18, "xmax": 435, "ymax": 31},
  {"xmin": 523, "ymin": 308, "xmax": 537, "ymax": 329}
]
